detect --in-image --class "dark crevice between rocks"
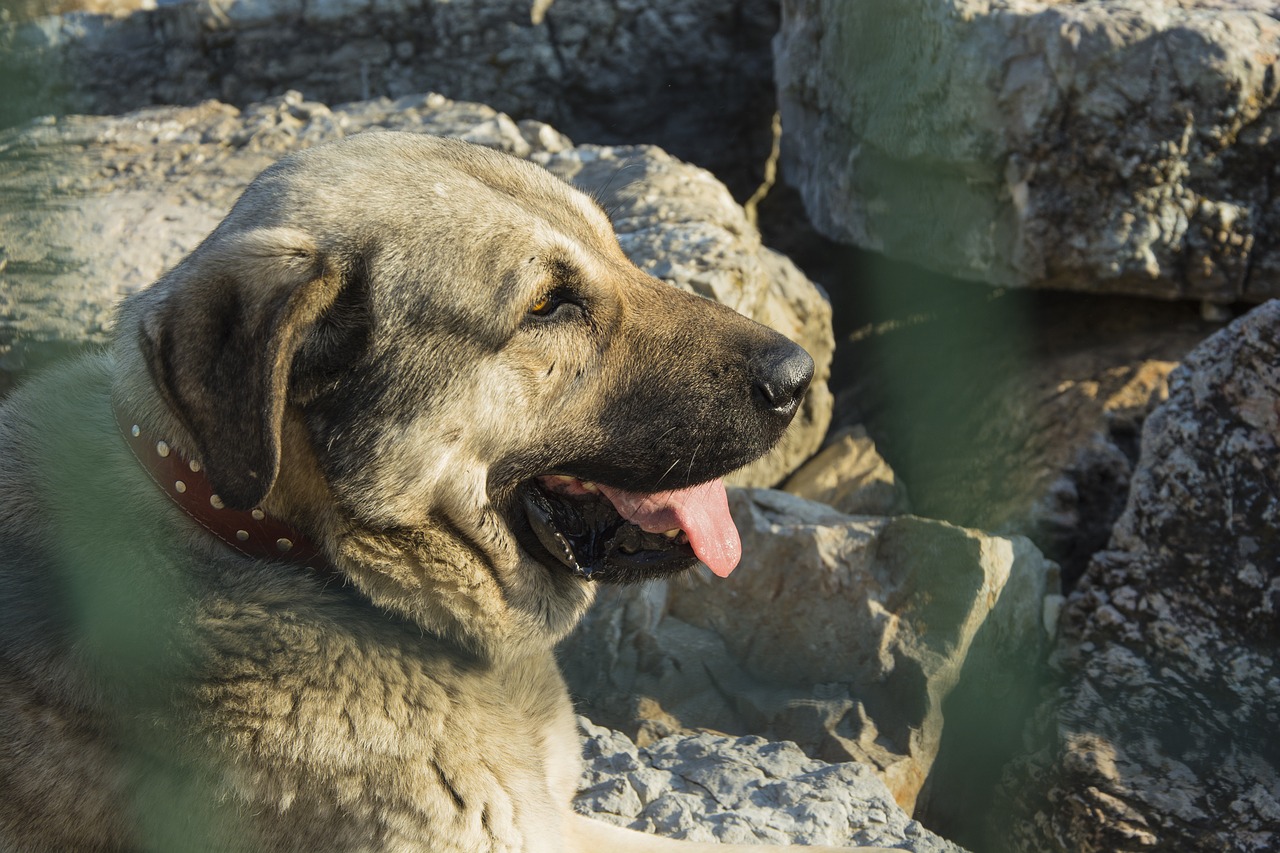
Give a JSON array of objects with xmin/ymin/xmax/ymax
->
[
  {"xmin": 913, "ymin": 606, "xmax": 1059, "ymax": 853},
  {"xmin": 539, "ymin": 7, "xmax": 569, "ymax": 86},
  {"xmin": 754, "ymin": 179, "xmax": 1233, "ymax": 591},
  {"xmin": 751, "ymin": 178, "xmax": 1245, "ymax": 850}
]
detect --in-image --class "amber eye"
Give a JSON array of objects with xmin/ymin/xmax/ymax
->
[{"xmin": 529, "ymin": 290, "xmax": 569, "ymax": 318}]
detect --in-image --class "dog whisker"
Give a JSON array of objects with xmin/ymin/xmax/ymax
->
[
  {"xmin": 595, "ymin": 162, "xmax": 645, "ymax": 221},
  {"xmin": 686, "ymin": 443, "xmax": 702, "ymax": 484}
]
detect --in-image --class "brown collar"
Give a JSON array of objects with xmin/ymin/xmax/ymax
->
[{"xmin": 113, "ymin": 403, "xmax": 333, "ymax": 571}]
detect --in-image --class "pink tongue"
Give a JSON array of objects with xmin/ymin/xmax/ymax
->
[{"xmin": 596, "ymin": 479, "xmax": 741, "ymax": 577}]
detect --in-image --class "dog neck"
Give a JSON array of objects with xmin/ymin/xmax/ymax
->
[
  {"xmin": 112, "ymin": 401, "xmax": 334, "ymax": 572},
  {"xmin": 330, "ymin": 516, "xmax": 598, "ymax": 659}
]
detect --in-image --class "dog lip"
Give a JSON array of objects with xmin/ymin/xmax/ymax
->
[{"xmin": 521, "ymin": 483, "xmax": 586, "ymax": 574}]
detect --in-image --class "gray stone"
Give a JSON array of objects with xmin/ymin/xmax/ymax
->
[
  {"xmin": 559, "ymin": 487, "xmax": 1060, "ymax": 815},
  {"xmin": 775, "ymin": 0, "xmax": 1280, "ymax": 301},
  {"xmin": 0, "ymin": 92, "xmax": 833, "ymax": 482},
  {"xmin": 574, "ymin": 717, "xmax": 969, "ymax": 852},
  {"xmin": 997, "ymin": 300, "xmax": 1280, "ymax": 852},
  {"xmin": 0, "ymin": 0, "xmax": 780, "ymax": 195}
]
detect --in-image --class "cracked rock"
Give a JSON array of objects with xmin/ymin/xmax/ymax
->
[
  {"xmin": 775, "ymin": 0, "xmax": 1280, "ymax": 300},
  {"xmin": 574, "ymin": 717, "xmax": 968, "ymax": 851},
  {"xmin": 1, "ymin": 0, "xmax": 780, "ymax": 195},
  {"xmin": 559, "ymin": 488, "xmax": 1059, "ymax": 816},
  {"xmin": 996, "ymin": 300, "xmax": 1280, "ymax": 852}
]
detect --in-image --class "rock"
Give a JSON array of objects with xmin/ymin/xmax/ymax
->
[
  {"xmin": 775, "ymin": 0, "xmax": 1280, "ymax": 301},
  {"xmin": 574, "ymin": 718, "xmax": 969, "ymax": 851},
  {"xmin": 997, "ymin": 300, "xmax": 1280, "ymax": 853},
  {"xmin": 827, "ymin": 282, "xmax": 1222, "ymax": 585},
  {"xmin": 0, "ymin": 92, "xmax": 832, "ymax": 482},
  {"xmin": 0, "ymin": 0, "xmax": 780, "ymax": 195},
  {"xmin": 783, "ymin": 425, "xmax": 909, "ymax": 516},
  {"xmin": 3, "ymin": 0, "xmax": 149, "ymax": 20},
  {"xmin": 558, "ymin": 487, "xmax": 1060, "ymax": 815}
]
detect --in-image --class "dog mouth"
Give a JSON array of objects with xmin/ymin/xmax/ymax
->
[{"xmin": 519, "ymin": 474, "xmax": 741, "ymax": 582}]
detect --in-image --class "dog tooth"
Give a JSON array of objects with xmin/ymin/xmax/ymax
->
[
  {"xmin": 661, "ymin": 528, "xmax": 681, "ymax": 539},
  {"xmin": 580, "ymin": 481, "xmax": 600, "ymax": 493}
]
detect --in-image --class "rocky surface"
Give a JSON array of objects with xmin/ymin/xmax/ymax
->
[
  {"xmin": 11, "ymin": 7, "xmax": 1277, "ymax": 853},
  {"xmin": 0, "ymin": 0, "xmax": 779, "ymax": 195},
  {"xmin": 2, "ymin": 0, "xmax": 150, "ymax": 19},
  {"xmin": 824, "ymin": 277, "xmax": 1223, "ymax": 586},
  {"xmin": 558, "ymin": 487, "xmax": 1060, "ymax": 816},
  {"xmin": 783, "ymin": 425, "xmax": 910, "ymax": 517},
  {"xmin": 574, "ymin": 718, "xmax": 968, "ymax": 851},
  {"xmin": 775, "ymin": 0, "xmax": 1280, "ymax": 301},
  {"xmin": 995, "ymin": 300, "xmax": 1280, "ymax": 852},
  {"xmin": 0, "ymin": 91, "xmax": 832, "ymax": 484}
]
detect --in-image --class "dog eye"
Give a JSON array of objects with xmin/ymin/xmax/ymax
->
[{"xmin": 529, "ymin": 290, "xmax": 576, "ymax": 320}]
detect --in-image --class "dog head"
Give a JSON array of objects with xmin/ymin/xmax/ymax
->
[{"xmin": 116, "ymin": 133, "xmax": 812, "ymax": 643}]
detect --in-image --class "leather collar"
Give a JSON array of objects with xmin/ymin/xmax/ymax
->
[{"xmin": 113, "ymin": 402, "xmax": 333, "ymax": 571}]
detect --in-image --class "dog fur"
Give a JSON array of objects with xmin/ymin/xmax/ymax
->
[{"xmin": 0, "ymin": 132, "xmax": 886, "ymax": 852}]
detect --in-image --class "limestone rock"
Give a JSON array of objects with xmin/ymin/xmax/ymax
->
[
  {"xmin": 574, "ymin": 718, "xmax": 968, "ymax": 852},
  {"xmin": 783, "ymin": 425, "xmax": 909, "ymax": 516},
  {"xmin": 0, "ymin": 0, "xmax": 779, "ymax": 194},
  {"xmin": 775, "ymin": 0, "xmax": 1280, "ymax": 300},
  {"xmin": 558, "ymin": 488, "xmax": 1060, "ymax": 815},
  {"xmin": 998, "ymin": 300, "xmax": 1280, "ymax": 852},
  {"xmin": 0, "ymin": 92, "xmax": 832, "ymax": 482}
]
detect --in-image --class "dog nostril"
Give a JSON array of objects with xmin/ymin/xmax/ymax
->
[{"xmin": 751, "ymin": 343, "xmax": 815, "ymax": 415}]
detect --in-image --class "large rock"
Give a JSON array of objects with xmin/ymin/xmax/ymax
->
[
  {"xmin": 998, "ymin": 300, "xmax": 1280, "ymax": 852},
  {"xmin": 558, "ymin": 488, "xmax": 1060, "ymax": 815},
  {"xmin": 775, "ymin": 0, "xmax": 1280, "ymax": 301},
  {"xmin": 0, "ymin": 0, "xmax": 779, "ymax": 194},
  {"xmin": 0, "ymin": 91, "xmax": 832, "ymax": 484},
  {"xmin": 574, "ymin": 719, "xmax": 968, "ymax": 852}
]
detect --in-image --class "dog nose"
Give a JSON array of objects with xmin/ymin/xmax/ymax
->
[{"xmin": 750, "ymin": 340, "xmax": 814, "ymax": 416}]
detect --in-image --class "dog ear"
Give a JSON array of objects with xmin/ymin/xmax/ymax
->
[{"xmin": 138, "ymin": 227, "xmax": 350, "ymax": 510}]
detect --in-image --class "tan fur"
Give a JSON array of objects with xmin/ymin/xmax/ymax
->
[{"xmin": 0, "ymin": 132, "xmax": 884, "ymax": 852}]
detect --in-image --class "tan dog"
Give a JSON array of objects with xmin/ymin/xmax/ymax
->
[{"xmin": 0, "ymin": 132, "xmax": 886, "ymax": 852}]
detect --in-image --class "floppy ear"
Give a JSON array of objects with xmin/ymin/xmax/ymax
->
[{"xmin": 139, "ymin": 227, "xmax": 349, "ymax": 510}]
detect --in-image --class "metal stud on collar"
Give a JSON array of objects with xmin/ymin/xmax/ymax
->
[{"xmin": 114, "ymin": 407, "xmax": 329, "ymax": 570}]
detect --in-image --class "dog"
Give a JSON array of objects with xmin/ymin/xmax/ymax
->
[{"xmin": 0, "ymin": 132, "xmax": 888, "ymax": 852}]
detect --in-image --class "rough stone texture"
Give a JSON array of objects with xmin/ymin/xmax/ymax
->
[
  {"xmin": 783, "ymin": 425, "xmax": 910, "ymax": 517},
  {"xmin": 996, "ymin": 300, "xmax": 1280, "ymax": 853},
  {"xmin": 574, "ymin": 718, "xmax": 969, "ymax": 851},
  {"xmin": 0, "ymin": 0, "xmax": 779, "ymax": 195},
  {"xmin": 558, "ymin": 488, "xmax": 1060, "ymax": 815},
  {"xmin": 775, "ymin": 0, "xmax": 1280, "ymax": 301},
  {"xmin": 0, "ymin": 92, "xmax": 832, "ymax": 484},
  {"xmin": 827, "ymin": 284, "xmax": 1222, "ymax": 586},
  {"xmin": 3, "ymin": 0, "xmax": 151, "ymax": 19}
]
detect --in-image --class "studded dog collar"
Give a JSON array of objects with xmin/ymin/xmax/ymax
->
[{"xmin": 113, "ymin": 402, "xmax": 332, "ymax": 570}]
